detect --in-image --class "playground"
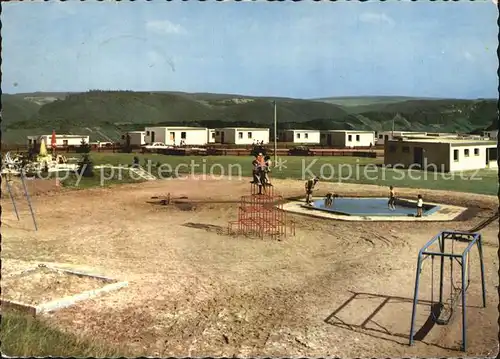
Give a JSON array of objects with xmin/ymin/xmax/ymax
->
[{"xmin": 1, "ymin": 175, "xmax": 498, "ymax": 357}]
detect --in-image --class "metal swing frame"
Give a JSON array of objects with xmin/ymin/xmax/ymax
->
[
  {"xmin": 409, "ymin": 231, "xmax": 486, "ymax": 351},
  {"xmin": 2, "ymin": 152, "xmax": 38, "ymax": 231}
]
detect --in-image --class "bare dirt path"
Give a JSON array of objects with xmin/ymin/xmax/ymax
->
[{"xmin": 2, "ymin": 177, "xmax": 498, "ymax": 357}]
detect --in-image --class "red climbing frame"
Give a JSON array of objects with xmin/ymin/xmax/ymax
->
[{"xmin": 228, "ymin": 183, "xmax": 295, "ymax": 239}]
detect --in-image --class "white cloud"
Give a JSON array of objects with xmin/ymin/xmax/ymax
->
[
  {"xmin": 146, "ymin": 20, "xmax": 186, "ymax": 35},
  {"xmin": 359, "ymin": 12, "xmax": 395, "ymax": 27},
  {"xmin": 464, "ymin": 51, "xmax": 475, "ymax": 62},
  {"xmin": 147, "ymin": 50, "xmax": 163, "ymax": 65},
  {"xmin": 146, "ymin": 50, "xmax": 176, "ymax": 72}
]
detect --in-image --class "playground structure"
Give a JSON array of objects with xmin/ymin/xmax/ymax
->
[
  {"xmin": 2, "ymin": 152, "xmax": 38, "ymax": 231},
  {"xmin": 409, "ymin": 230, "xmax": 486, "ymax": 352},
  {"xmin": 228, "ymin": 183, "xmax": 295, "ymax": 239}
]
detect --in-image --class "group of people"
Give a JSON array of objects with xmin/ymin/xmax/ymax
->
[
  {"xmin": 305, "ymin": 179, "xmax": 424, "ymax": 217},
  {"xmin": 388, "ymin": 186, "xmax": 424, "ymax": 217},
  {"xmin": 251, "ymin": 153, "xmax": 272, "ymax": 192}
]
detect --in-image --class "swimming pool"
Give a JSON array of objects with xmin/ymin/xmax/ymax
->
[{"xmin": 309, "ymin": 197, "xmax": 440, "ymax": 217}]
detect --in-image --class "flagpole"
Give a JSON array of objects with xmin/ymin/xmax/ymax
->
[{"xmin": 273, "ymin": 101, "xmax": 277, "ymax": 166}]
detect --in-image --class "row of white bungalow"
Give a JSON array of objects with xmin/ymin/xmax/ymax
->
[
  {"xmin": 25, "ymin": 129, "xmax": 498, "ymax": 172},
  {"xmin": 28, "ymin": 128, "xmax": 375, "ymax": 148},
  {"xmin": 121, "ymin": 128, "xmax": 377, "ymax": 147}
]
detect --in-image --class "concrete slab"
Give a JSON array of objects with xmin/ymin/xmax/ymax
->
[
  {"xmin": 1, "ymin": 265, "xmax": 128, "ymax": 316},
  {"xmin": 282, "ymin": 197, "xmax": 467, "ymax": 222}
]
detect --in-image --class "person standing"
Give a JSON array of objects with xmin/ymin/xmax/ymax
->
[
  {"xmin": 305, "ymin": 176, "xmax": 319, "ymax": 205},
  {"xmin": 388, "ymin": 185, "xmax": 396, "ymax": 211},
  {"xmin": 263, "ymin": 155, "xmax": 272, "ymax": 185},
  {"xmin": 416, "ymin": 194, "xmax": 423, "ymax": 217},
  {"xmin": 324, "ymin": 192, "xmax": 333, "ymax": 207}
]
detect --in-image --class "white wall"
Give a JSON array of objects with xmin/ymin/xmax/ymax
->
[
  {"xmin": 214, "ymin": 129, "xmax": 235, "ymax": 144},
  {"xmin": 320, "ymin": 131, "xmax": 374, "ymax": 147},
  {"xmin": 165, "ymin": 129, "xmax": 208, "ymax": 146},
  {"xmin": 145, "ymin": 127, "xmax": 167, "ymax": 144},
  {"xmin": 207, "ymin": 129, "xmax": 216, "ymax": 143},
  {"xmin": 234, "ymin": 128, "xmax": 269, "ymax": 145},
  {"xmin": 28, "ymin": 135, "xmax": 90, "ymax": 147},
  {"xmin": 284, "ymin": 130, "xmax": 320, "ymax": 144},
  {"xmin": 449, "ymin": 145, "xmax": 493, "ymax": 171},
  {"xmin": 129, "ymin": 132, "xmax": 146, "ymax": 146},
  {"xmin": 344, "ymin": 132, "xmax": 375, "ymax": 147},
  {"xmin": 215, "ymin": 128, "xmax": 269, "ymax": 145}
]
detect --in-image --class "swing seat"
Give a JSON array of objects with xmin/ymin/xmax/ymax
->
[
  {"xmin": 434, "ymin": 304, "xmax": 452, "ymax": 325},
  {"xmin": 434, "ymin": 288, "xmax": 462, "ymax": 325}
]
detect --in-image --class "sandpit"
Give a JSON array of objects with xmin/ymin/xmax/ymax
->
[{"xmin": 2, "ymin": 266, "xmax": 110, "ymax": 306}]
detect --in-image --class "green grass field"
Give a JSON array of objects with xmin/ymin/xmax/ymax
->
[
  {"xmin": 1, "ymin": 310, "xmax": 120, "ymax": 357},
  {"xmin": 57, "ymin": 153, "xmax": 499, "ymax": 195}
]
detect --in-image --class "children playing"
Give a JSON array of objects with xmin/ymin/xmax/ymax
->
[
  {"xmin": 263, "ymin": 155, "xmax": 272, "ymax": 185},
  {"xmin": 324, "ymin": 192, "xmax": 339, "ymax": 208},
  {"xmin": 388, "ymin": 185, "xmax": 396, "ymax": 211},
  {"xmin": 416, "ymin": 194, "xmax": 423, "ymax": 217},
  {"xmin": 324, "ymin": 192, "xmax": 333, "ymax": 207},
  {"xmin": 251, "ymin": 153, "xmax": 273, "ymax": 194},
  {"xmin": 251, "ymin": 158, "xmax": 261, "ymax": 184}
]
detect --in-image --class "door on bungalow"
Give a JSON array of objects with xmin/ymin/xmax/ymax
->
[
  {"xmin": 413, "ymin": 147, "xmax": 424, "ymax": 169},
  {"xmin": 221, "ymin": 131, "xmax": 225, "ymax": 144},
  {"xmin": 327, "ymin": 134, "xmax": 333, "ymax": 146},
  {"xmin": 170, "ymin": 132, "xmax": 175, "ymax": 144},
  {"xmin": 486, "ymin": 148, "xmax": 497, "ymax": 166},
  {"xmin": 151, "ymin": 131, "xmax": 156, "ymax": 142}
]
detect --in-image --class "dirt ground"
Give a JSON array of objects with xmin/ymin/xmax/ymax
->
[{"xmin": 2, "ymin": 177, "xmax": 499, "ymax": 357}]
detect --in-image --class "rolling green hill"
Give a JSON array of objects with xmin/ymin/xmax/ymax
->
[
  {"xmin": 312, "ymin": 95, "xmax": 433, "ymax": 108},
  {"xmin": 1, "ymin": 91, "xmax": 497, "ymax": 144}
]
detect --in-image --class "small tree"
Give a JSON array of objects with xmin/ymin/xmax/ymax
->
[{"xmin": 77, "ymin": 139, "xmax": 94, "ymax": 177}]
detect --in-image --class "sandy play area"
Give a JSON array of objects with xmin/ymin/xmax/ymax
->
[{"xmin": 2, "ymin": 176, "xmax": 498, "ymax": 357}]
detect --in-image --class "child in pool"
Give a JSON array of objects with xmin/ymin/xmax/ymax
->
[
  {"xmin": 388, "ymin": 185, "xmax": 396, "ymax": 211},
  {"xmin": 324, "ymin": 192, "xmax": 333, "ymax": 207},
  {"xmin": 416, "ymin": 194, "xmax": 423, "ymax": 217}
]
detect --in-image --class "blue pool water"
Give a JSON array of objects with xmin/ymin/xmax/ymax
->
[{"xmin": 310, "ymin": 197, "xmax": 440, "ymax": 217}]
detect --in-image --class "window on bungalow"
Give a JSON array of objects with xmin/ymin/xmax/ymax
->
[
  {"xmin": 356, "ymin": 135, "xmax": 360, "ymax": 141},
  {"xmin": 248, "ymin": 132, "xmax": 252, "ymax": 138},
  {"xmin": 181, "ymin": 132, "xmax": 187, "ymax": 139},
  {"xmin": 348, "ymin": 135, "xmax": 352, "ymax": 141},
  {"xmin": 453, "ymin": 149, "xmax": 459, "ymax": 161},
  {"xmin": 474, "ymin": 148, "xmax": 479, "ymax": 156},
  {"xmin": 238, "ymin": 132, "xmax": 243, "ymax": 139},
  {"xmin": 305, "ymin": 133, "xmax": 309, "ymax": 139},
  {"xmin": 464, "ymin": 149, "xmax": 469, "ymax": 157}
]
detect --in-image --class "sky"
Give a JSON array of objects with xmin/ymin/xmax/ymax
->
[{"xmin": 2, "ymin": 1, "xmax": 498, "ymax": 99}]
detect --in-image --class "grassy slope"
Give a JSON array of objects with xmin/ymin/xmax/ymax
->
[
  {"xmin": 312, "ymin": 96, "xmax": 434, "ymax": 107},
  {"xmin": 2, "ymin": 92, "xmax": 497, "ymax": 144},
  {"xmin": 1, "ymin": 310, "xmax": 120, "ymax": 357}
]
